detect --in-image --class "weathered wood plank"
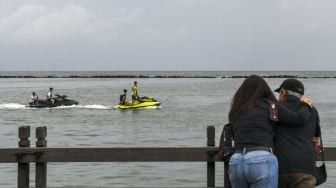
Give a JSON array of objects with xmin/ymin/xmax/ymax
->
[
  {"xmin": 0, "ymin": 147, "xmax": 216, "ymax": 162},
  {"xmin": 38, "ymin": 147, "xmax": 217, "ymax": 162},
  {"xmin": 0, "ymin": 147, "xmax": 336, "ymax": 163},
  {"xmin": 324, "ymin": 147, "xmax": 336, "ymax": 161}
]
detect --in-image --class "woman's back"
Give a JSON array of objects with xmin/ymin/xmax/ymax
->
[{"xmin": 232, "ymin": 99, "xmax": 274, "ymax": 150}]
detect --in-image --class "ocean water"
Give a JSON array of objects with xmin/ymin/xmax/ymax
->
[{"xmin": 0, "ymin": 71, "xmax": 334, "ymax": 187}]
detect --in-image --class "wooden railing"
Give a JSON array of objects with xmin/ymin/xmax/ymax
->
[{"xmin": 0, "ymin": 126, "xmax": 334, "ymax": 188}]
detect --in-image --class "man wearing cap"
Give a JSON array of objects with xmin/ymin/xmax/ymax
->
[{"xmin": 274, "ymin": 79, "xmax": 321, "ymax": 188}]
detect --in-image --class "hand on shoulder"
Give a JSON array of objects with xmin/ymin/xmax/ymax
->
[{"xmin": 300, "ymin": 96, "xmax": 313, "ymax": 108}]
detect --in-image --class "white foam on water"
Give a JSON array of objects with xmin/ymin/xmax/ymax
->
[
  {"xmin": 0, "ymin": 103, "xmax": 26, "ymax": 109},
  {"xmin": 53, "ymin": 104, "xmax": 111, "ymax": 109},
  {"xmin": 53, "ymin": 105, "xmax": 78, "ymax": 109},
  {"xmin": 77, "ymin": 105, "xmax": 111, "ymax": 109},
  {"xmin": 0, "ymin": 103, "xmax": 114, "ymax": 110},
  {"xmin": 140, "ymin": 105, "xmax": 162, "ymax": 109}
]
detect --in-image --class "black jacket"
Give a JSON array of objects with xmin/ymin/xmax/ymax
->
[
  {"xmin": 232, "ymin": 98, "xmax": 311, "ymax": 150},
  {"xmin": 274, "ymin": 96, "xmax": 320, "ymax": 176}
]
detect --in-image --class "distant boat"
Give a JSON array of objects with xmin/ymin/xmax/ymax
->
[{"xmin": 28, "ymin": 94, "xmax": 79, "ymax": 108}]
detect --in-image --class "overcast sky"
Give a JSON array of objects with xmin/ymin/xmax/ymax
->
[{"xmin": 0, "ymin": 0, "xmax": 336, "ymax": 71}]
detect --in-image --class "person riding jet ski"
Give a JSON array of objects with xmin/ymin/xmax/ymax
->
[
  {"xmin": 119, "ymin": 89, "xmax": 130, "ymax": 105},
  {"xmin": 47, "ymin": 87, "xmax": 57, "ymax": 104},
  {"xmin": 30, "ymin": 92, "xmax": 39, "ymax": 104}
]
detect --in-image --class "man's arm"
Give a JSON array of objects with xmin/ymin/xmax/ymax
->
[{"xmin": 277, "ymin": 102, "xmax": 311, "ymax": 126}]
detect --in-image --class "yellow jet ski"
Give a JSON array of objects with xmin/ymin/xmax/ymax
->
[{"xmin": 114, "ymin": 96, "xmax": 161, "ymax": 109}]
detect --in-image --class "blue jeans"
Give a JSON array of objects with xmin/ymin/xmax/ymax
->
[{"xmin": 229, "ymin": 150, "xmax": 278, "ymax": 188}]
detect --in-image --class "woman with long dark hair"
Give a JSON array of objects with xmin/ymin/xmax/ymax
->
[{"xmin": 228, "ymin": 75, "xmax": 311, "ymax": 188}]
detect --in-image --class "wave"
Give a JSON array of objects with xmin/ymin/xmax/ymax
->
[
  {"xmin": 0, "ymin": 103, "xmax": 26, "ymax": 109},
  {"xmin": 0, "ymin": 103, "xmax": 111, "ymax": 110},
  {"xmin": 141, "ymin": 106, "xmax": 162, "ymax": 109},
  {"xmin": 0, "ymin": 103, "xmax": 162, "ymax": 110}
]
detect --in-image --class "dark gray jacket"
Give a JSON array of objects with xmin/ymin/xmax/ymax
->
[{"xmin": 274, "ymin": 96, "xmax": 320, "ymax": 176}]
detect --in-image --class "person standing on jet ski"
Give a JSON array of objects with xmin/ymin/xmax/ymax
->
[
  {"xmin": 30, "ymin": 92, "xmax": 39, "ymax": 104},
  {"xmin": 132, "ymin": 81, "xmax": 140, "ymax": 105}
]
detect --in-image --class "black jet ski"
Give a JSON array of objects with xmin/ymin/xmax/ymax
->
[{"xmin": 28, "ymin": 94, "xmax": 79, "ymax": 108}]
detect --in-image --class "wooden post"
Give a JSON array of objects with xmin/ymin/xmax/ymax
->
[
  {"xmin": 207, "ymin": 126, "xmax": 215, "ymax": 188},
  {"xmin": 224, "ymin": 125, "xmax": 233, "ymax": 188},
  {"xmin": 36, "ymin": 127, "xmax": 47, "ymax": 188},
  {"xmin": 18, "ymin": 126, "xmax": 30, "ymax": 188}
]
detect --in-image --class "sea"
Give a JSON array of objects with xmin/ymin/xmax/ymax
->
[{"xmin": 0, "ymin": 71, "xmax": 335, "ymax": 188}]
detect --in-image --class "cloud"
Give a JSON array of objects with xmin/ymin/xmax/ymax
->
[
  {"xmin": 0, "ymin": 1, "xmax": 224, "ymax": 47},
  {"xmin": 0, "ymin": 1, "xmax": 220, "ymax": 47},
  {"xmin": 1, "ymin": 0, "xmax": 336, "ymax": 71},
  {"xmin": 0, "ymin": 4, "xmax": 142, "ymax": 45}
]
